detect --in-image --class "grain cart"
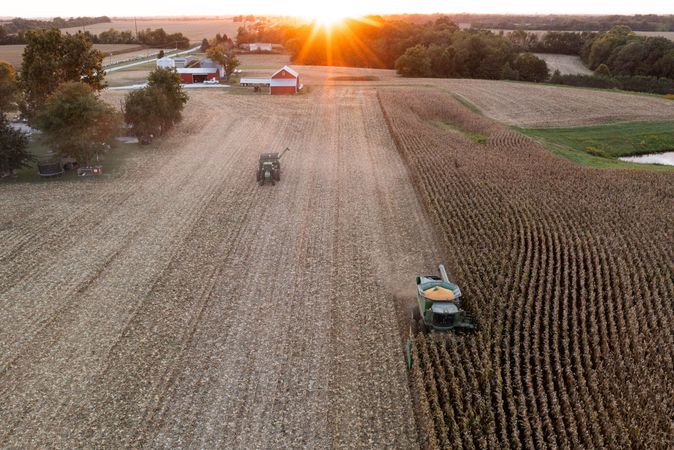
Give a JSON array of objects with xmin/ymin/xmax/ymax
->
[
  {"xmin": 256, "ymin": 147, "xmax": 289, "ymax": 186},
  {"xmin": 412, "ymin": 264, "xmax": 477, "ymax": 332}
]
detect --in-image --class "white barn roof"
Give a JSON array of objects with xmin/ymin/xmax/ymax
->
[
  {"xmin": 240, "ymin": 77, "xmax": 271, "ymax": 86},
  {"xmin": 272, "ymin": 65, "xmax": 299, "ymax": 78}
]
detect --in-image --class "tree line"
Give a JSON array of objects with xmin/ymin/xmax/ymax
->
[
  {"xmin": 241, "ymin": 16, "xmax": 673, "ymax": 93},
  {"xmin": 0, "ymin": 29, "xmax": 188, "ymax": 178},
  {"xmin": 0, "ymin": 16, "xmax": 111, "ymax": 36},
  {"xmin": 239, "ymin": 17, "xmax": 550, "ymax": 82},
  {"xmin": 466, "ymin": 14, "xmax": 674, "ymax": 32},
  {"xmin": 499, "ymin": 26, "xmax": 674, "ymax": 94},
  {"xmin": 0, "ymin": 26, "xmax": 191, "ymax": 49}
]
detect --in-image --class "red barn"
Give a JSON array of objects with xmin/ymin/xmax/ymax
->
[
  {"xmin": 270, "ymin": 66, "xmax": 301, "ymax": 95},
  {"xmin": 176, "ymin": 67, "xmax": 221, "ymax": 84}
]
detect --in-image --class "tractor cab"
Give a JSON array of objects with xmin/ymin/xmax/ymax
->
[{"xmin": 414, "ymin": 265, "xmax": 476, "ymax": 332}]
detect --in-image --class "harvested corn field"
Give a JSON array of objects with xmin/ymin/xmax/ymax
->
[
  {"xmin": 379, "ymin": 87, "xmax": 674, "ymax": 449},
  {"xmin": 438, "ymin": 79, "xmax": 674, "ymax": 127},
  {"xmin": 0, "ymin": 87, "xmax": 438, "ymax": 448}
]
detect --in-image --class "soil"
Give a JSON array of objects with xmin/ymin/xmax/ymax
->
[{"xmin": 0, "ymin": 86, "xmax": 438, "ymax": 448}]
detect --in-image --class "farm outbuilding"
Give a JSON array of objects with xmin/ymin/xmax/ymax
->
[
  {"xmin": 242, "ymin": 42, "xmax": 273, "ymax": 52},
  {"xmin": 177, "ymin": 67, "xmax": 221, "ymax": 84},
  {"xmin": 156, "ymin": 56, "xmax": 175, "ymax": 69},
  {"xmin": 270, "ymin": 66, "xmax": 302, "ymax": 95}
]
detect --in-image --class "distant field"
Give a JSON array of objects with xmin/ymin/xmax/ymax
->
[
  {"xmin": 534, "ymin": 53, "xmax": 592, "ymax": 75},
  {"xmin": 0, "ymin": 43, "xmax": 141, "ymax": 68},
  {"xmin": 60, "ymin": 18, "xmax": 240, "ymax": 42},
  {"xmin": 437, "ymin": 79, "xmax": 674, "ymax": 127}
]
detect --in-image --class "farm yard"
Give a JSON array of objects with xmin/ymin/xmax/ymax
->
[{"xmin": 1, "ymin": 60, "xmax": 673, "ymax": 449}]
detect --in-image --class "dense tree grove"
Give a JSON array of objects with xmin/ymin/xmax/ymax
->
[{"xmin": 501, "ymin": 25, "xmax": 674, "ymax": 93}]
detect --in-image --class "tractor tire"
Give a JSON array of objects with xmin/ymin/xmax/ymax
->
[
  {"xmin": 273, "ymin": 169, "xmax": 280, "ymax": 182},
  {"xmin": 256, "ymin": 169, "xmax": 262, "ymax": 182}
]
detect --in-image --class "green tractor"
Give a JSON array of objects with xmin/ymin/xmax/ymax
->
[
  {"xmin": 412, "ymin": 264, "xmax": 477, "ymax": 332},
  {"xmin": 256, "ymin": 147, "xmax": 289, "ymax": 186}
]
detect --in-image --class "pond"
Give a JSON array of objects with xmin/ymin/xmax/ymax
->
[{"xmin": 619, "ymin": 152, "xmax": 674, "ymax": 166}]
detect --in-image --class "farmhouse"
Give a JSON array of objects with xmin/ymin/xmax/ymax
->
[
  {"xmin": 157, "ymin": 56, "xmax": 224, "ymax": 83},
  {"xmin": 271, "ymin": 66, "xmax": 301, "ymax": 95},
  {"xmin": 242, "ymin": 42, "xmax": 273, "ymax": 52}
]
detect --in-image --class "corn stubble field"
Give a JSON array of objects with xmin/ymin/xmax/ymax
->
[{"xmin": 1, "ymin": 70, "xmax": 673, "ymax": 448}]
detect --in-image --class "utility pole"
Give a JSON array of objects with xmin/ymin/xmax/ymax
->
[{"xmin": 134, "ymin": 17, "xmax": 138, "ymax": 37}]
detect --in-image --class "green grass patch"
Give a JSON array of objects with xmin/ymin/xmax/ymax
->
[
  {"xmin": 519, "ymin": 121, "xmax": 674, "ymax": 158},
  {"xmin": 517, "ymin": 123, "xmax": 674, "ymax": 170},
  {"xmin": 433, "ymin": 120, "xmax": 488, "ymax": 145}
]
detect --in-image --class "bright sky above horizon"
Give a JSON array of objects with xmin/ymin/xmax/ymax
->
[{"xmin": 2, "ymin": 0, "xmax": 673, "ymax": 19}]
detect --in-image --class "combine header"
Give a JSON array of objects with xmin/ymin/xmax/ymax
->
[{"xmin": 412, "ymin": 264, "xmax": 477, "ymax": 332}]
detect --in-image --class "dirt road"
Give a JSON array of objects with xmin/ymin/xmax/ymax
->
[{"xmin": 0, "ymin": 87, "xmax": 438, "ymax": 448}]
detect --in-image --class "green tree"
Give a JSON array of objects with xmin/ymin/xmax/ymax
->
[
  {"xmin": 512, "ymin": 53, "xmax": 550, "ymax": 82},
  {"xmin": 0, "ymin": 61, "xmax": 20, "ymax": 113},
  {"xmin": 20, "ymin": 29, "xmax": 105, "ymax": 119},
  {"xmin": 35, "ymin": 82, "xmax": 120, "ymax": 164},
  {"xmin": 201, "ymin": 38, "xmax": 210, "ymax": 52},
  {"xmin": 0, "ymin": 117, "xmax": 32, "ymax": 177},
  {"xmin": 395, "ymin": 44, "xmax": 431, "ymax": 77},
  {"xmin": 123, "ymin": 87, "xmax": 166, "ymax": 144},
  {"xmin": 146, "ymin": 68, "xmax": 188, "ymax": 132},
  {"xmin": 206, "ymin": 45, "xmax": 240, "ymax": 81}
]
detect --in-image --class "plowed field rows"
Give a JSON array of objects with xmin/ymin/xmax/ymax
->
[
  {"xmin": 0, "ymin": 87, "xmax": 438, "ymax": 447},
  {"xmin": 378, "ymin": 87, "xmax": 674, "ymax": 449}
]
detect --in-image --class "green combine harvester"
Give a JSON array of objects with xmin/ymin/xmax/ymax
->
[
  {"xmin": 412, "ymin": 264, "xmax": 477, "ymax": 332},
  {"xmin": 256, "ymin": 147, "xmax": 289, "ymax": 186}
]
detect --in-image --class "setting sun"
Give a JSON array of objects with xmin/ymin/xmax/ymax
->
[{"xmin": 301, "ymin": 6, "xmax": 353, "ymax": 27}]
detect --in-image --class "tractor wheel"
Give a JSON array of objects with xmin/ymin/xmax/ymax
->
[
  {"xmin": 273, "ymin": 169, "xmax": 280, "ymax": 182},
  {"xmin": 256, "ymin": 169, "xmax": 262, "ymax": 182}
]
